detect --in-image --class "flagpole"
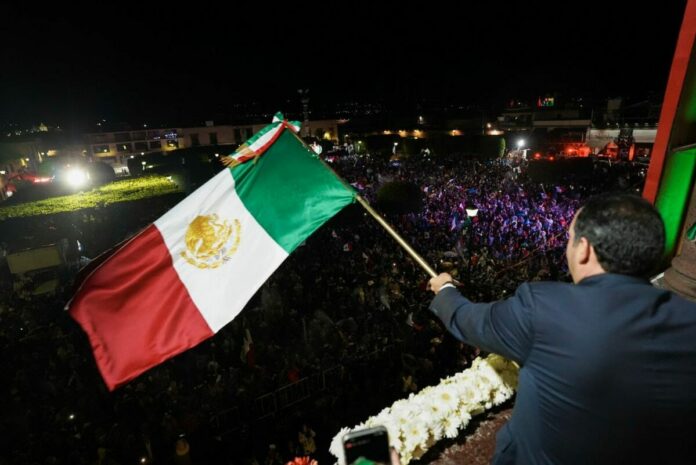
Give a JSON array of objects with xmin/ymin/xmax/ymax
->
[
  {"xmin": 288, "ymin": 130, "xmax": 438, "ymax": 279},
  {"xmin": 353, "ymin": 194, "xmax": 437, "ymax": 278}
]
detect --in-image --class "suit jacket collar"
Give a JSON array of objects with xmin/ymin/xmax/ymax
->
[{"xmin": 577, "ymin": 273, "xmax": 649, "ymax": 287}]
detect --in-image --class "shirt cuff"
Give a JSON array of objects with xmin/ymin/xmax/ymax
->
[{"xmin": 440, "ymin": 283, "xmax": 456, "ymax": 291}]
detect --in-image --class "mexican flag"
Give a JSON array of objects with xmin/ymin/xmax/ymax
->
[{"xmin": 68, "ymin": 114, "xmax": 355, "ymax": 390}]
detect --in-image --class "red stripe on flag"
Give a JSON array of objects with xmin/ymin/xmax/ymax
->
[{"xmin": 69, "ymin": 225, "xmax": 214, "ymax": 390}]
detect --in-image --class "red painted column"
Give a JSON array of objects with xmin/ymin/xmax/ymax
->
[{"xmin": 643, "ymin": 0, "xmax": 696, "ymax": 203}]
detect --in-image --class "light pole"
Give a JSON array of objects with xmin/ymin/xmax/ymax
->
[
  {"xmin": 517, "ymin": 139, "xmax": 525, "ymax": 157},
  {"xmin": 298, "ymin": 89, "xmax": 310, "ymax": 137}
]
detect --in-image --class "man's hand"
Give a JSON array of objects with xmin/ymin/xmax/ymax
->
[
  {"xmin": 391, "ymin": 447, "xmax": 402, "ymax": 465},
  {"xmin": 428, "ymin": 272, "xmax": 454, "ymax": 294}
]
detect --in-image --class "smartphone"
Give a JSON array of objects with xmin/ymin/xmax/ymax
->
[{"xmin": 342, "ymin": 426, "xmax": 391, "ymax": 465}]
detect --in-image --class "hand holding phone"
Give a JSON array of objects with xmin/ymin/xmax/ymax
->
[{"xmin": 342, "ymin": 426, "xmax": 391, "ymax": 465}]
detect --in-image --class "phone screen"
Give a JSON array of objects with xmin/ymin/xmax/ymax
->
[{"xmin": 343, "ymin": 427, "xmax": 391, "ymax": 465}]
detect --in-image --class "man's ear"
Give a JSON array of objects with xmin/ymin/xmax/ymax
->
[{"xmin": 577, "ymin": 237, "xmax": 592, "ymax": 265}]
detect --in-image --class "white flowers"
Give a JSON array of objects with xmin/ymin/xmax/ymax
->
[{"xmin": 329, "ymin": 354, "xmax": 519, "ymax": 465}]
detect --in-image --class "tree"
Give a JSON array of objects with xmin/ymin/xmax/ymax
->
[{"xmin": 376, "ymin": 181, "xmax": 423, "ymax": 214}]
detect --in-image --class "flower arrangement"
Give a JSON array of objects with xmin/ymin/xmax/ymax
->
[
  {"xmin": 286, "ymin": 457, "xmax": 318, "ymax": 465},
  {"xmin": 329, "ymin": 354, "xmax": 519, "ymax": 465}
]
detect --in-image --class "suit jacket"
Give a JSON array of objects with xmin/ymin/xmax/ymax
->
[{"xmin": 430, "ymin": 273, "xmax": 696, "ymax": 465}]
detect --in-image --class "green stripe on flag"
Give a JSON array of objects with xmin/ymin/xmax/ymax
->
[
  {"xmin": 230, "ymin": 131, "xmax": 355, "ymax": 253},
  {"xmin": 654, "ymin": 146, "xmax": 696, "ymax": 257}
]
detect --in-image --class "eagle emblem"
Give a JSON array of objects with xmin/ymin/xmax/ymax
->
[{"xmin": 181, "ymin": 214, "xmax": 241, "ymax": 269}]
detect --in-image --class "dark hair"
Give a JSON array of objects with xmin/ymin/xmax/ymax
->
[{"xmin": 574, "ymin": 193, "xmax": 665, "ymax": 277}]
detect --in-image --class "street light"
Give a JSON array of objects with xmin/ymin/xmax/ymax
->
[
  {"xmin": 517, "ymin": 139, "xmax": 528, "ymax": 159},
  {"xmin": 65, "ymin": 168, "xmax": 89, "ymax": 188}
]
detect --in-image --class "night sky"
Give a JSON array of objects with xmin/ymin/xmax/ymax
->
[{"xmin": 0, "ymin": 1, "xmax": 688, "ymax": 127}]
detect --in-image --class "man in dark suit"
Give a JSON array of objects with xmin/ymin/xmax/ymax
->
[{"xmin": 428, "ymin": 193, "xmax": 696, "ymax": 465}]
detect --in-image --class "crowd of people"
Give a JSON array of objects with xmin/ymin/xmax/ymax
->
[{"xmin": 0, "ymin": 150, "xmax": 646, "ymax": 464}]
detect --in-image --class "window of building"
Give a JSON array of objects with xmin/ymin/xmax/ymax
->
[
  {"xmin": 131, "ymin": 131, "xmax": 146, "ymax": 140},
  {"xmin": 114, "ymin": 133, "xmax": 131, "ymax": 142},
  {"xmin": 117, "ymin": 143, "xmax": 132, "ymax": 152},
  {"xmin": 234, "ymin": 128, "xmax": 242, "ymax": 143},
  {"xmin": 149, "ymin": 141, "xmax": 162, "ymax": 150},
  {"xmin": 167, "ymin": 140, "xmax": 179, "ymax": 149},
  {"xmin": 209, "ymin": 132, "xmax": 218, "ymax": 145},
  {"xmin": 190, "ymin": 133, "xmax": 200, "ymax": 146},
  {"xmin": 245, "ymin": 128, "xmax": 254, "ymax": 139},
  {"xmin": 134, "ymin": 142, "xmax": 148, "ymax": 151},
  {"xmin": 93, "ymin": 145, "xmax": 110, "ymax": 154},
  {"xmin": 91, "ymin": 134, "xmax": 109, "ymax": 144}
]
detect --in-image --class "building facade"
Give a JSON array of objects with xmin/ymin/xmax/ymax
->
[{"xmin": 86, "ymin": 120, "xmax": 341, "ymax": 174}]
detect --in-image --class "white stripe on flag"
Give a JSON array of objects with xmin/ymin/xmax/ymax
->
[{"xmin": 155, "ymin": 170, "xmax": 288, "ymax": 332}]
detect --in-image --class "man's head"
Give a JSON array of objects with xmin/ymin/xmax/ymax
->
[{"xmin": 566, "ymin": 193, "xmax": 665, "ymax": 283}]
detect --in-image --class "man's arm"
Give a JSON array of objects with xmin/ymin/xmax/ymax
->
[{"xmin": 428, "ymin": 274, "xmax": 534, "ymax": 364}]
